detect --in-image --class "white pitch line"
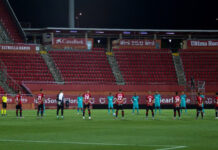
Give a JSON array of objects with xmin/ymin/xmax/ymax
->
[
  {"xmin": 0, "ymin": 139, "xmax": 187, "ymax": 150},
  {"xmin": 156, "ymin": 146, "xmax": 187, "ymax": 150}
]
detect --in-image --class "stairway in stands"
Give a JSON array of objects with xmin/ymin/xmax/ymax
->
[
  {"xmin": 172, "ymin": 53, "xmax": 186, "ymax": 86},
  {"xmin": 0, "ymin": 0, "xmax": 25, "ymax": 43},
  {"xmin": 40, "ymin": 51, "xmax": 64, "ymax": 83},
  {"xmin": 106, "ymin": 52, "xmax": 125, "ymax": 85}
]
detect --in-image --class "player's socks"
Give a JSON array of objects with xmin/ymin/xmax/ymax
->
[
  {"xmin": 112, "ymin": 109, "xmax": 115, "ymax": 114},
  {"xmin": 20, "ymin": 110, "xmax": 22, "ymax": 117},
  {"xmin": 16, "ymin": 109, "xmax": 18, "ymax": 117},
  {"xmin": 41, "ymin": 110, "xmax": 43, "ymax": 117},
  {"xmin": 155, "ymin": 108, "xmax": 157, "ymax": 114},
  {"xmin": 174, "ymin": 111, "xmax": 176, "ymax": 118},
  {"xmin": 159, "ymin": 108, "xmax": 161, "ymax": 114},
  {"xmin": 88, "ymin": 109, "xmax": 91, "ymax": 117},
  {"xmin": 116, "ymin": 110, "xmax": 118, "ymax": 118},
  {"xmin": 57, "ymin": 116, "xmax": 59, "ymax": 119},
  {"xmin": 137, "ymin": 108, "xmax": 139, "ymax": 114},
  {"xmin": 83, "ymin": 110, "xmax": 85, "ymax": 116},
  {"xmin": 201, "ymin": 112, "xmax": 204, "ymax": 119},
  {"xmin": 108, "ymin": 108, "xmax": 110, "ymax": 114},
  {"xmin": 185, "ymin": 108, "xmax": 187, "ymax": 114},
  {"xmin": 89, "ymin": 116, "xmax": 91, "ymax": 120},
  {"xmin": 4, "ymin": 109, "xmax": 6, "ymax": 116},
  {"xmin": 83, "ymin": 116, "xmax": 85, "ymax": 119},
  {"xmin": 61, "ymin": 116, "xmax": 64, "ymax": 119},
  {"xmin": 122, "ymin": 111, "xmax": 124, "ymax": 117},
  {"xmin": 132, "ymin": 108, "xmax": 135, "ymax": 114},
  {"xmin": 216, "ymin": 112, "xmax": 218, "ymax": 117},
  {"xmin": 1, "ymin": 109, "xmax": 3, "ymax": 116}
]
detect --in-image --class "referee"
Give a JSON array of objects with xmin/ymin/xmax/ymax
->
[
  {"xmin": 56, "ymin": 90, "xmax": 64, "ymax": 119},
  {"xmin": 1, "ymin": 93, "xmax": 7, "ymax": 117}
]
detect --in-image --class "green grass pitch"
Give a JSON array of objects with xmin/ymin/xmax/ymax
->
[{"xmin": 0, "ymin": 109, "xmax": 217, "ymax": 150}]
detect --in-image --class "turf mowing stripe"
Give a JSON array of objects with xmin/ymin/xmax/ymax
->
[{"xmin": 0, "ymin": 139, "xmax": 187, "ymax": 149}]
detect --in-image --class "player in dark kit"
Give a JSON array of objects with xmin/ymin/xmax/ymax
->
[
  {"xmin": 173, "ymin": 92, "xmax": 181, "ymax": 120},
  {"xmin": 37, "ymin": 89, "xmax": 45, "ymax": 118},
  {"xmin": 56, "ymin": 90, "xmax": 64, "ymax": 119},
  {"xmin": 15, "ymin": 91, "xmax": 22, "ymax": 118},
  {"xmin": 146, "ymin": 91, "xmax": 155, "ymax": 120},
  {"xmin": 115, "ymin": 89, "xmax": 125, "ymax": 119},
  {"xmin": 196, "ymin": 92, "xmax": 204, "ymax": 119},
  {"xmin": 215, "ymin": 93, "xmax": 218, "ymax": 119},
  {"xmin": 83, "ymin": 90, "xmax": 91, "ymax": 120}
]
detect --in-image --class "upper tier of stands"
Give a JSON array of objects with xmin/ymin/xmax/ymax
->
[
  {"xmin": 180, "ymin": 49, "xmax": 218, "ymax": 85},
  {"xmin": 49, "ymin": 51, "xmax": 116, "ymax": 84},
  {"xmin": 0, "ymin": 52, "xmax": 54, "ymax": 84},
  {"xmin": 0, "ymin": 0, "xmax": 23, "ymax": 43},
  {"xmin": 113, "ymin": 49, "xmax": 178, "ymax": 85}
]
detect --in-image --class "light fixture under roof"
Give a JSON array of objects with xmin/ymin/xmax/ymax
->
[
  {"xmin": 96, "ymin": 31, "xmax": 104, "ymax": 34},
  {"xmin": 140, "ymin": 32, "xmax": 148, "ymax": 35},
  {"xmin": 70, "ymin": 30, "xmax": 78, "ymax": 33},
  {"xmin": 56, "ymin": 30, "xmax": 61, "ymax": 33},
  {"xmin": 166, "ymin": 32, "xmax": 175, "ymax": 35},
  {"xmin": 123, "ymin": 31, "xmax": 131, "ymax": 34}
]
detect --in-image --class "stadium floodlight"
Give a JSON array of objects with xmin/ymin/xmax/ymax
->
[
  {"xmin": 169, "ymin": 39, "xmax": 172, "ymax": 43},
  {"xmin": 56, "ymin": 30, "xmax": 61, "ymax": 33}
]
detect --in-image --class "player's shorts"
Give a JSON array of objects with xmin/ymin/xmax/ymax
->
[
  {"xmin": 197, "ymin": 106, "xmax": 203, "ymax": 112},
  {"xmin": 2, "ymin": 102, "xmax": 7, "ymax": 108},
  {"xmin": 174, "ymin": 107, "xmax": 180, "ymax": 111},
  {"xmin": 78, "ymin": 103, "xmax": 83, "ymax": 108},
  {"xmin": 38, "ymin": 104, "xmax": 43, "ymax": 110},
  {"xmin": 155, "ymin": 103, "xmax": 160, "ymax": 108},
  {"xmin": 116, "ymin": 104, "xmax": 124, "ymax": 110},
  {"xmin": 108, "ymin": 103, "xmax": 113, "ymax": 109},
  {"xmin": 16, "ymin": 105, "xmax": 22, "ymax": 110},
  {"xmin": 83, "ymin": 104, "xmax": 90, "ymax": 109},
  {"xmin": 146, "ymin": 105, "xmax": 154, "ymax": 111},
  {"xmin": 133, "ymin": 103, "xmax": 139, "ymax": 109}
]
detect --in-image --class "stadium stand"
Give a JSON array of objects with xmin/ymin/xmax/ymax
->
[
  {"xmin": 0, "ymin": 0, "xmax": 24, "ymax": 43},
  {"xmin": 49, "ymin": 51, "xmax": 116, "ymax": 84},
  {"xmin": 113, "ymin": 49, "xmax": 178, "ymax": 85},
  {"xmin": 0, "ymin": 86, "xmax": 5, "ymax": 94},
  {"xmin": 0, "ymin": 52, "xmax": 54, "ymax": 84},
  {"xmin": 180, "ymin": 49, "xmax": 218, "ymax": 85}
]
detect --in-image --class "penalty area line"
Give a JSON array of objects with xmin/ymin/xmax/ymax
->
[{"xmin": 0, "ymin": 139, "xmax": 187, "ymax": 149}]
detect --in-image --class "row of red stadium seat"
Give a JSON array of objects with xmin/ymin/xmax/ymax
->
[
  {"xmin": 49, "ymin": 51, "xmax": 116, "ymax": 84},
  {"xmin": 0, "ymin": 52, "xmax": 54, "ymax": 84},
  {"xmin": 0, "ymin": 86, "xmax": 5, "ymax": 94},
  {"xmin": 180, "ymin": 49, "xmax": 218, "ymax": 85},
  {"xmin": 114, "ymin": 49, "xmax": 178, "ymax": 85},
  {"xmin": 0, "ymin": 0, "xmax": 23, "ymax": 43}
]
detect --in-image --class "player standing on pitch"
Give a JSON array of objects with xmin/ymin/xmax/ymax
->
[
  {"xmin": 146, "ymin": 91, "xmax": 155, "ymax": 120},
  {"xmin": 154, "ymin": 91, "xmax": 161, "ymax": 114},
  {"xmin": 132, "ymin": 93, "xmax": 139, "ymax": 114},
  {"xmin": 37, "ymin": 89, "xmax": 45, "ymax": 118},
  {"xmin": 83, "ymin": 90, "xmax": 91, "ymax": 120},
  {"xmin": 15, "ymin": 91, "xmax": 23, "ymax": 118},
  {"xmin": 56, "ymin": 90, "xmax": 64, "ymax": 119},
  {"xmin": 114, "ymin": 89, "xmax": 125, "ymax": 119},
  {"xmin": 196, "ymin": 92, "xmax": 204, "ymax": 119},
  {"xmin": 107, "ymin": 92, "xmax": 114, "ymax": 115},
  {"xmin": 173, "ymin": 92, "xmax": 181, "ymax": 120},
  {"xmin": 180, "ymin": 91, "xmax": 187, "ymax": 115},
  {"xmin": 200, "ymin": 92, "xmax": 205, "ymax": 114},
  {"xmin": 77, "ymin": 93, "xmax": 83, "ymax": 115},
  {"xmin": 1, "ymin": 93, "xmax": 7, "ymax": 117},
  {"xmin": 215, "ymin": 93, "xmax": 218, "ymax": 119}
]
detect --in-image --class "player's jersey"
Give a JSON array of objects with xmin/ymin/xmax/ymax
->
[
  {"xmin": 116, "ymin": 93, "xmax": 124, "ymax": 104},
  {"xmin": 83, "ymin": 93, "xmax": 91, "ymax": 104},
  {"xmin": 215, "ymin": 96, "xmax": 218, "ymax": 107},
  {"xmin": 132, "ymin": 96, "xmax": 139, "ymax": 104},
  {"xmin": 2, "ymin": 96, "xmax": 7, "ymax": 103},
  {"xmin": 180, "ymin": 94, "xmax": 186, "ymax": 105},
  {"xmin": 37, "ymin": 93, "xmax": 44, "ymax": 105},
  {"xmin": 77, "ymin": 96, "xmax": 83, "ymax": 104},
  {"xmin": 146, "ymin": 95, "xmax": 154, "ymax": 106},
  {"xmin": 197, "ymin": 96, "xmax": 203, "ymax": 107},
  {"xmin": 107, "ymin": 96, "xmax": 114, "ymax": 104},
  {"xmin": 154, "ymin": 94, "xmax": 161, "ymax": 105},
  {"xmin": 16, "ymin": 94, "xmax": 22, "ymax": 105},
  {"xmin": 174, "ymin": 96, "xmax": 181, "ymax": 107}
]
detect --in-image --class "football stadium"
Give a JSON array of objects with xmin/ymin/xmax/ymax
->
[{"xmin": 0, "ymin": 0, "xmax": 218, "ymax": 150}]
